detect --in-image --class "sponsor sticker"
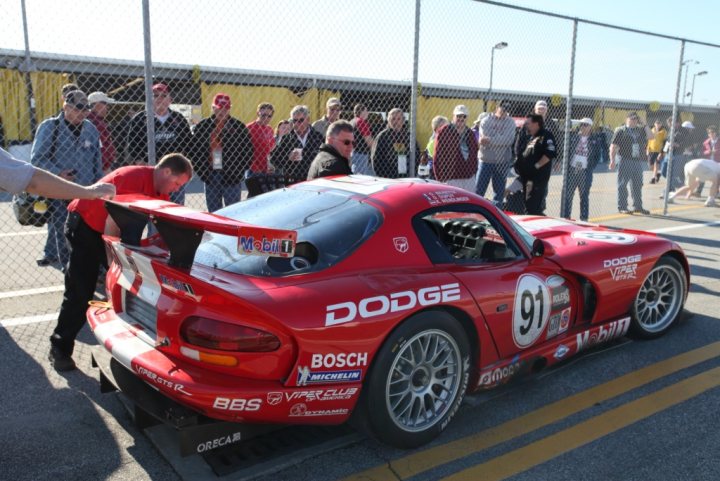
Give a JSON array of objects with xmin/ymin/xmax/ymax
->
[
  {"xmin": 603, "ymin": 255, "xmax": 641, "ymax": 281},
  {"xmin": 393, "ymin": 237, "xmax": 409, "ymax": 253},
  {"xmin": 196, "ymin": 432, "xmax": 242, "ymax": 453},
  {"xmin": 267, "ymin": 392, "xmax": 283, "ymax": 405},
  {"xmin": 546, "ymin": 313, "xmax": 561, "ymax": 340},
  {"xmin": 423, "ymin": 191, "xmax": 470, "ymax": 206},
  {"xmin": 284, "ymin": 387, "xmax": 359, "ymax": 403},
  {"xmin": 297, "ymin": 366, "xmax": 362, "ymax": 386},
  {"xmin": 311, "ymin": 352, "xmax": 368, "ymax": 369},
  {"xmin": 559, "ymin": 307, "xmax": 571, "ymax": 333},
  {"xmin": 288, "ymin": 403, "xmax": 349, "ymax": 417},
  {"xmin": 212, "ymin": 397, "xmax": 262, "ymax": 412},
  {"xmin": 554, "ymin": 344, "xmax": 570, "ymax": 360},
  {"xmin": 238, "ymin": 235, "xmax": 295, "ymax": 257},
  {"xmin": 550, "ymin": 285, "xmax": 571, "ymax": 310},
  {"xmin": 478, "ymin": 355, "xmax": 522, "ymax": 388},
  {"xmin": 135, "ymin": 365, "xmax": 192, "ymax": 396},
  {"xmin": 512, "ymin": 274, "xmax": 551, "ymax": 348},
  {"xmin": 576, "ymin": 317, "xmax": 631, "ymax": 353},
  {"xmin": 325, "ymin": 283, "xmax": 461, "ymax": 326}
]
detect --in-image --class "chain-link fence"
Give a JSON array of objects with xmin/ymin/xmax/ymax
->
[{"xmin": 1, "ymin": 0, "xmax": 719, "ymax": 321}]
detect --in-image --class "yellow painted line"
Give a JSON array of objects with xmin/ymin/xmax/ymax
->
[
  {"xmin": 589, "ymin": 204, "xmax": 702, "ymax": 223},
  {"xmin": 340, "ymin": 341, "xmax": 720, "ymax": 481},
  {"xmin": 445, "ymin": 365, "xmax": 720, "ymax": 481}
]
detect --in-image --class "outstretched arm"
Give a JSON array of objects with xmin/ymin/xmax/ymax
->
[{"xmin": 26, "ymin": 167, "xmax": 116, "ymax": 200}]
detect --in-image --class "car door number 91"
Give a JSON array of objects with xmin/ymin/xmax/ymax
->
[{"xmin": 513, "ymin": 274, "xmax": 550, "ymax": 348}]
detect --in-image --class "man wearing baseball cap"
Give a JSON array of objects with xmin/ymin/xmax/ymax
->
[
  {"xmin": 87, "ymin": 91, "xmax": 117, "ymax": 173},
  {"xmin": 189, "ymin": 93, "xmax": 253, "ymax": 211},
  {"xmin": 433, "ymin": 104, "xmax": 479, "ymax": 191},
  {"xmin": 312, "ymin": 97, "xmax": 342, "ymax": 138},
  {"xmin": 126, "ymin": 82, "xmax": 192, "ymax": 203},
  {"xmin": 562, "ymin": 117, "xmax": 607, "ymax": 221},
  {"xmin": 31, "ymin": 89, "xmax": 103, "ymax": 268}
]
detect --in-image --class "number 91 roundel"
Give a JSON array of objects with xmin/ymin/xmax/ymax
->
[{"xmin": 513, "ymin": 274, "xmax": 551, "ymax": 348}]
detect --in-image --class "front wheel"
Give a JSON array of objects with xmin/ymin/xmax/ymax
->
[
  {"xmin": 629, "ymin": 256, "xmax": 687, "ymax": 339},
  {"xmin": 364, "ymin": 311, "xmax": 470, "ymax": 448}
]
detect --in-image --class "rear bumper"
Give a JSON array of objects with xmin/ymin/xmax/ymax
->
[{"xmin": 88, "ymin": 305, "xmax": 361, "ymax": 426}]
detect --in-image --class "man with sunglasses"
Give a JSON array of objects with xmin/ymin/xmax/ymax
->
[
  {"xmin": 247, "ymin": 102, "xmax": 276, "ymax": 176},
  {"xmin": 126, "ymin": 83, "xmax": 192, "ymax": 203},
  {"xmin": 31, "ymin": 90, "xmax": 102, "ymax": 268},
  {"xmin": 307, "ymin": 120, "xmax": 355, "ymax": 180},
  {"xmin": 434, "ymin": 105, "xmax": 479, "ymax": 191},
  {"xmin": 270, "ymin": 105, "xmax": 324, "ymax": 180}
]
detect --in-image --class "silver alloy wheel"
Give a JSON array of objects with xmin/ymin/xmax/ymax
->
[
  {"xmin": 635, "ymin": 263, "xmax": 684, "ymax": 334},
  {"xmin": 385, "ymin": 329, "xmax": 462, "ymax": 432}
]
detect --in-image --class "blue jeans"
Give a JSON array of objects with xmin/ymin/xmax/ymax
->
[
  {"xmin": 204, "ymin": 170, "xmax": 241, "ymax": 212},
  {"xmin": 563, "ymin": 166, "xmax": 594, "ymax": 220},
  {"xmin": 351, "ymin": 152, "xmax": 374, "ymax": 176},
  {"xmin": 661, "ymin": 154, "xmax": 688, "ymax": 192},
  {"xmin": 617, "ymin": 158, "xmax": 644, "ymax": 211},
  {"xmin": 475, "ymin": 161, "xmax": 509, "ymax": 207},
  {"xmin": 44, "ymin": 199, "xmax": 69, "ymax": 265}
]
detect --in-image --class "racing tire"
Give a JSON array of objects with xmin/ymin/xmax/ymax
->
[
  {"xmin": 629, "ymin": 256, "xmax": 687, "ymax": 339},
  {"xmin": 364, "ymin": 311, "xmax": 470, "ymax": 448}
]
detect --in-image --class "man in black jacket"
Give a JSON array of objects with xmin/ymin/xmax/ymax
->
[
  {"xmin": 125, "ymin": 83, "xmax": 192, "ymax": 203},
  {"xmin": 307, "ymin": 120, "xmax": 354, "ymax": 180},
  {"xmin": 190, "ymin": 93, "xmax": 253, "ymax": 211},
  {"xmin": 270, "ymin": 105, "xmax": 324, "ymax": 180},
  {"xmin": 515, "ymin": 114, "xmax": 557, "ymax": 215}
]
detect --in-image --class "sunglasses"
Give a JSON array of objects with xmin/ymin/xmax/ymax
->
[
  {"xmin": 329, "ymin": 106, "xmax": 341, "ymax": 111},
  {"xmin": 69, "ymin": 103, "xmax": 89, "ymax": 111},
  {"xmin": 260, "ymin": 113, "xmax": 274, "ymax": 119},
  {"xmin": 339, "ymin": 139, "xmax": 355, "ymax": 146},
  {"xmin": 292, "ymin": 117, "xmax": 305, "ymax": 124},
  {"xmin": 456, "ymin": 114, "xmax": 467, "ymax": 119}
]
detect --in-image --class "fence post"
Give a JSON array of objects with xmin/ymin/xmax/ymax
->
[
  {"xmin": 560, "ymin": 18, "xmax": 578, "ymax": 219},
  {"xmin": 142, "ymin": 0, "xmax": 156, "ymax": 165},
  {"xmin": 20, "ymin": 0, "xmax": 37, "ymax": 137},
  {"xmin": 662, "ymin": 40, "xmax": 685, "ymax": 215},
  {"xmin": 408, "ymin": 0, "xmax": 421, "ymax": 174}
]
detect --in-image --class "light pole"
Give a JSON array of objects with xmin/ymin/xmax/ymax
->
[
  {"xmin": 487, "ymin": 41, "xmax": 508, "ymax": 110},
  {"xmin": 682, "ymin": 59, "xmax": 699, "ymax": 104},
  {"xmin": 689, "ymin": 70, "xmax": 708, "ymax": 111}
]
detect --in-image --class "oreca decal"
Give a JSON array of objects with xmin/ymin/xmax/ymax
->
[
  {"xmin": 513, "ymin": 274, "xmax": 551, "ymax": 348},
  {"xmin": 571, "ymin": 231, "xmax": 637, "ymax": 245}
]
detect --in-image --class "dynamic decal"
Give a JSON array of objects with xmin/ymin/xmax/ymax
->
[
  {"xmin": 571, "ymin": 231, "xmax": 637, "ymax": 245},
  {"xmin": 325, "ymin": 283, "xmax": 461, "ymax": 326},
  {"xmin": 513, "ymin": 274, "xmax": 551, "ymax": 348},
  {"xmin": 576, "ymin": 317, "xmax": 631, "ymax": 353},
  {"xmin": 296, "ymin": 366, "xmax": 362, "ymax": 386},
  {"xmin": 604, "ymin": 255, "xmax": 641, "ymax": 281},
  {"xmin": 288, "ymin": 403, "xmax": 349, "ymax": 417}
]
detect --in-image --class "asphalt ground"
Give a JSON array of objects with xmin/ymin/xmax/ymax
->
[{"xmin": 1, "ymin": 170, "xmax": 720, "ymax": 480}]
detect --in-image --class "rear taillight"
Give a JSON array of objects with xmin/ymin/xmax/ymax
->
[{"xmin": 180, "ymin": 316, "xmax": 280, "ymax": 352}]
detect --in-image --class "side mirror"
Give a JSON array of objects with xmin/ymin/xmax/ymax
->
[{"xmin": 531, "ymin": 238, "xmax": 555, "ymax": 257}]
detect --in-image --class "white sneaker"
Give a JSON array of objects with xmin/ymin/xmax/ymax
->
[
  {"xmin": 705, "ymin": 197, "xmax": 716, "ymax": 207},
  {"xmin": 667, "ymin": 193, "xmax": 675, "ymax": 204}
]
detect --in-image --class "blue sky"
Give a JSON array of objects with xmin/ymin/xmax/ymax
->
[{"xmin": 1, "ymin": 0, "xmax": 718, "ymax": 106}]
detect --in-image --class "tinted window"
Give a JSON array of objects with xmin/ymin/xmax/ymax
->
[{"xmin": 194, "ymin": 187, "xmax": 382, "ymax": 276}]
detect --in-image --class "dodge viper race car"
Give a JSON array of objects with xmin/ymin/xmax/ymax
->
[{"xmin": 88, "ymin": 175, "xmax": 689, "ymax": 452}]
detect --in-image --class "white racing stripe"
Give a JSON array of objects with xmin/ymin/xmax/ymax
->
[{"xmin": 111, "ymin": 332, "xmax": 155, "ymax": 370}]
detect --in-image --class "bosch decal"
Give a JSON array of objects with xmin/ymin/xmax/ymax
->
[
  {"xmin": 604, "ymin": 255, "xmax": 641, "ymax": 281},
  {"xmin": 576, "ymin": 317, "xmax": 631, "ymax": 353},
  {"xmin": 325, "ymin": 283, "xmax": 461, "ymax": 327},
  {"xmin": 196, "ymin": 432, "xmax": 242, "ymax": 453},
  {"xmin": 311, "ymin": 353, "xmax": 368, "ymax": 369},
  {"xmin": 297, "ymin": 366, "xmax": 362, "ymax": 386}
]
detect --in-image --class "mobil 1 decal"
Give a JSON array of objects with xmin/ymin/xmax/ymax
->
[{"xmin": 513, "ymin": 274, "xmax": 551, "ymax": 348}]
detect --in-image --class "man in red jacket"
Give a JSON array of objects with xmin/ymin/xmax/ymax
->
[
  {"xmin": 48, "ymin": 153, "xmax": 193, "ymax": 371},
  {"xmin": 434, "ymin": 105, "xmax": 479, "ymax": 192}
]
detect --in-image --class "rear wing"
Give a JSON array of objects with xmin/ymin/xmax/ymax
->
[{"xmin": 105, "ymin": 195, "xmax": 297, "ymax": 269}]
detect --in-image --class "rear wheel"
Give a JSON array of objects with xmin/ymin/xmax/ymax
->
[
  {"xmin": 630, "ymin": 256, "xmax": 687, "ymax": 339},
  {"xmin": 364, "ymin": 311, "xmax": 470, "ymax": 448}
]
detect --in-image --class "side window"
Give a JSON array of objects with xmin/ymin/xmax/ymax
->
[{"xmin": 414, "ymin": 206, "xmax": 523, "ymax": 264}]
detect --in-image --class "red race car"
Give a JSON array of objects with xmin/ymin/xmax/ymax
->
[{"xmin": 89, "ymin": 176, "xmax": 688, "ymax": 453}]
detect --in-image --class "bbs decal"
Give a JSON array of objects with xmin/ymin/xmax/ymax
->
[
  {"xmin": 513, "ymin": 274, "xmax": 550, "ymax": 348},
  {"xmin": 571, "ymin": 231, "xmax": 636, "ymax": 245}
]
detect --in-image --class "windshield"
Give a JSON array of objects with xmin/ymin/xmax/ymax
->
[
  {"xmin": 194, "ymin": 187, "xmax": 383, "ymax": 276},
  {"xmin": 497, "ymin": 210, "xmax": 535, "ymax": 251}
]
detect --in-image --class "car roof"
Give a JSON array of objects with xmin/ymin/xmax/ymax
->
[{"xmin": 295, "ymin": 175, "xmax": 494, "ymax": 215}]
